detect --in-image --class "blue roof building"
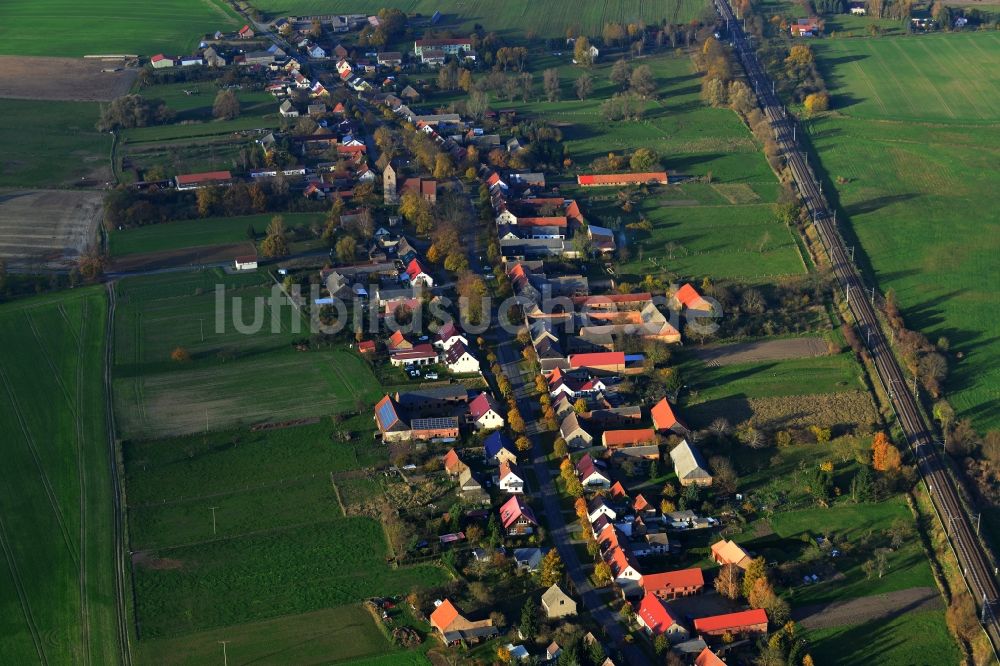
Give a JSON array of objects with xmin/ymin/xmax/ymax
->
[{"xmin": 484, "ymin": 431, "xmax": 517, "ymax": 464}]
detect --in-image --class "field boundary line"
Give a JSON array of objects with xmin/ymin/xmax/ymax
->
[
  {"xmin": 23, "ymin": 310, "xmax": 76, "ymax": 410},
  {"xmin": 848, "ymin": 60, "xmax": 887, "ymax": 116},
  {"xmin": 0, "ymin": 365, "xmax": 80, "ymax": 566},
  {"xmin": 128, "ymin": 471, "xmax": 329, "ymax": 508},
  {"xmin": 0, "ymin": 512, "xmax": 48, "ymax": 665},
  {"xmin": 330, "ymin": 473, "xmax": 347, "ymax": 517},
  {"xmin": 863, "ymin": 40, "xmax": 921, "ymax": 118},
  {"xmin": 136, "ymin": 515, "xmax": 353, "ymax": 553},
  {"xmin": 887, "ymin": 40, "xmax": 957, "ymax": 120}
]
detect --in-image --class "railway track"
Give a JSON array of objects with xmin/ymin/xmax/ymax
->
[
  {"xmin": 712, "ymin": 0, "xmax": 1000, "ymax": 649},
  {"xmin": 104, "ymin": 282, "xmax": 132, "ymax": 666}
]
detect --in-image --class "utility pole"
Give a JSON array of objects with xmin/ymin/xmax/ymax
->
[
  {"xmin": 210, "ymin": 506, "xmax": 219, "ymax": 535},
  {"xmin": 219, "ymin": 640, "xmax": 229, "ymax": 666},
  {"xmin": 870, "ymin": 286, "xmax": 876, "ymax": 306},
  {"xmin": 847, "ymin": 245, "xmax": 854, "ymax": 262},
  {"xmin": 846, "ymin": 283, "xmax": 850, "ymax": 304},
  {"xmin": 976, "ymin": 513, "xmax": 982, "ymax": 535}
]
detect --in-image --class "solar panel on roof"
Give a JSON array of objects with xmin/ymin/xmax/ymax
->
[{"xmin": 377, "ymin": 400, "xmax": 398, "ymax": 429}]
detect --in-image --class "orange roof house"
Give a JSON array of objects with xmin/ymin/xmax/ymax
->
[
  {"xmin": 401, "ymin": 177, "xmax": 437, "ymax": 203},
  {"xmin": 641, "ymin": 568, "xmax": 705, "ymax": 600},
  {"xmin": 430, "ymin": 599, "xmax": 497, "ymax": 645},
  {"xmin": 635, "ymin": 592, "xmax": 690, "ymax": 641},
  {"xmin": 388, "ymin": 329, "xmax": 413, "ymax": 351},
  {"xmin": 443, "ymin": 448, "xmax": 468, "ymax": 475},
  {"xmin": 671, "ymin": 283, "xmax": 713, "ymax": 313},
  {"xmin": 710, "ymin": 539, "xmax": 751, "ymax": 569},
  {"xmin": 602, "ymin": 428, "xmax": 657, "ymax": 450},
  {"xmin": 358, "ymin": 340, "xmax": 376, "ymax": 354},
  {"xmin": 577, "ymin": 172, "xmax": 668, "ymax": 187},
  {"xmin": 695, "ymin": 648, "xmax": 727, "ymax": 666},
  {"xmin": 651, "ymin": 398, "xmax": 689, "ymax": 435},
  {"xmin": 693, "ymin": 608, "xmax": 768, "ymax": 637},
  {"xmin": 609, "ymin": 481, "xmax": 629, "ymax": 499},
  {"xmin": 569, "ymin": 351, "xmax": 625, "ymax": 373}
]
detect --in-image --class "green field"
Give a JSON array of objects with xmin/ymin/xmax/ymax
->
[
  {"xmin": 0, "ymin": 0, "xmax": 240, "ymax": 57},
  {"xmin": 248, "ymin": 0, "xmax": 709, "ymax": 37},
  {"xmin": 109, "ymin": 212, "xmax": 325, "ymax": 257},
  {"xmin": 806, "ymin": 609, "xmax": 960, "ymax": 666},
  {"xmin": 681, "ymin": 352, "xmax": 865, "ymax": 402},
  {"xmin": 0, "ymin": 289, "xmax": 118, "ymax": 664},
  {"xmin": 134, "ymin": 605, "xmax": 403, "ymax": 665},
  {"xmin": 809, "ymin": 32, "xmax": 1000, "ymax": 429},
  {"xmin": 112, "ymin": 270, "xmax": 383, "ymax": 438},
  {"xmin": 0, "ymin": 99, "xmax": 111, "ymax": 187}
]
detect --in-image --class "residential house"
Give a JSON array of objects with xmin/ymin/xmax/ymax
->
[
  {"xmin": 378, "ymin": 51, "xmax": 403, "ymax": 66},
  {"xmin": 606, "ymin": 541, "xmax": 642, "ymax": 586},
  {"xmin": 468, "ymin": 392, "xmax": 504, "ymax": 430},
  {"xmin": 651, "ymin": 398, "xmax": 689, "ymax": 435},
  {"xmin": 602, "ymin": 428, "xmax": 657, "ymax": 451},
  {"xmin": 387, "ymin": 329, "xmax": 413, "ymax": 351},
  {"xmin": 587, "ymin": 496, "xmax": 617, "ymax": 523},
  {"xmin": 710, "ymin": 539, "xmax": 751, "ymax": 569},
  {"xmin": 233, "ymin": 255, "xmax": 258, "ymax": 271},
  {"xmin": 546, "ymin": 641, "xmax": 564, "ymax": 660},
  {"xmin": 693, "ymin": 609, "xmax": 768, "ymax": 637},
  {"xmin": 458, "ymin": 467, "xmax": 484, "ymax": 495},
  {"xmin": 389, "ymin": 344, "xmax": 438, "ymax": 367},
  {"xmin": 670, "ymin": 440, "xmax": 713, "ymax": 487},
  {"xmin": 484, "ymin": 431, "xmax": 518, "ymax": 466},
  {"xmin": 641, "ymin": 568, "xmax": 705, "ymax": 600},
  {"xmin": 499, "ymin": 495, "xmax": 538, "ymax": 535},
  {"xmin": 609, "ymin": 481, "xmax": 629, "ymax": 500},
  {"xmin": 413, "ymin": 37, "xmax": 473, "ymax": 58},
  {"xmin": 238, "ymin": 24, "xmax": 255, "ymax": 39},
  {"xmin": 513, "ymin": 547, "xmax": 542, "ymax": 571},
  {"xmin": 568, "ymin": 352, "xmax": 625, "ymax": 374},
  {"xmin": 203, "ymin": 47, "xmax": 226, "ymax": 67},
  {"xmin": 444, "ymin": 342, "xmax": 480, "ymax": 374},
  {"xmin": 670, "ymin": 283, "xmax": 713, "ymax": 314},
  {"xmin": 429, "ymin": 599, "xmax": 497, "ymax": 645},
  {"xmin": 374, "ymin": 395, "xmax": 409, "ymax": 442},
  {"xmin": 575, "ymin": 453, "xmax": 611, "ymax": 488},
  {"xmin": 399, "ymin": 84, "xmax": 420, "ymax": 100},
  {"xmin": 790, "ymin": 18, "xmax": 821, "ymax": 37},
  {"xmin": 279, "ymin": 100, "xmax": 299, "ymax": 117},
  {"xmin": 401, "ymin": 177, "xmax": 437, "ymax": 203},
  {"xmin": 635, "ymin": 592, "xmax": 690, "ymax": 643},
  {"xmin": 577, "ymin": 172, "xmax": 668, "ymax": 187},
  {"xmin": 435, "ymin": 321, "xmax": 469, "ymax": 351},
  {"xmin": 443, "ymin": 448, "xmax": 469, "ymax": 476},
  {"xmin": 358, "ymin": 340, "xmax": 376, "ymax": 355},
  {"xmin": 403, "ymin": 258, "xmax": 434, "ymax": 287},
  {"xmin": 542, "ymin": 584, "xmax": 577, "ymax": 619},
  {"xmin": 174, "ymin": 170, "xmax": 232, "ymax": 190},
  {"xmin": 560, "ymin": 413, "xmax": 594, "ymax": 449},
  {"xmin": 498, "ymin": 461, "xmax": 525, "ymax": 494},
  {"xmin": 383, "ymin": 162, "xmax": 398, "ymax": 204},
  {"xmin": 643, "ymin": 533, "xmax": 671, "ymax": 555}
]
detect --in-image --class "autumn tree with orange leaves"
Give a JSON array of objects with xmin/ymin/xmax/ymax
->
[{"xmin": 872, "ymin": 432, "xmax": 902, "ymax": 473}]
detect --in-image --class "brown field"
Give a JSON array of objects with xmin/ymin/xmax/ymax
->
[
  {"xmin": 0, "ymin": 56, "xmax": 137, "ymax": 101},
  {"xmin": 688, "ymin": 391, "xmax": 879, "ymax": 431},
  {"xmin": 0, "ymin": 189, "xmax": 103, "ymax": 269},
  {"xmin": 109, "ymin": 242, "xmax": 256, "ymax": 274},
  {"xmin": 691, "ymin": 336, "xmax": 830, "ymax": 366},
  {"xmin": 792, "ymin": 587, "xmax": 943, "ymax": 629}
]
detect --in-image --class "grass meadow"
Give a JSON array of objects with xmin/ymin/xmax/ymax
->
[
  {"xmin": 806, "ymin": 609, "xmax": 959, "ymax": 666},
  {"xmin": 0, "ymin": 288, "xmax": 118, "ymax": 664},
  {"xmin": 109, "ymin": 212, "xmax": 326, "ymax": 257},
  {"xmin": 0, "ymin": 0, "xmax": 240, "ymax": 57},
  {"xmin": 112, "ymin": 270, "xmax": 383, "ymax": 438},
  {"xmin": 0, "ymin": 99, "xmax": 111, "ymax": 187},
  {"xmin": 248, "ymin": 0, "xmax": 710, "ymax": 37},
  {"xmin": 133, "ymin": 605, "xmax": 402, "ymax": 665},
  {"xmin": 808, "ymin": 32, "xmax": 1000, "ymax": 429}
]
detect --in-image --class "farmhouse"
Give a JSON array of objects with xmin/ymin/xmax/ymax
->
[
  {"xmin": 577, "ymin": 172, "xmax": 668, "ymax": 187},
  {"xmin": 233, "ymin": 255, "xmax": 258, "ymax": 271},
  {"xmin": 238, "ymin": 24, "xmax": 255, "ymax": 39},
  {"xmin": 389, "ymin": 344, "xmax": 438, "ymax": 366},
  {"xmin": 670, "ymin": 440, "xmax": 713, "ymax": 487},
  {"xmin": 711, "ymin": 539, "xmax": 751, "ymax": 569},
  {"xmin": 468, "ymin": 392, "xmax": 504, "ymax": 430},
  {"xmin": 411, "ymin": 417, "xmax": 460, "ymax": 441},
  {"xmin": 150, "ymin": 54, "xmax": 174, "ymax": 69},
  {"xmin": 458, "ymin": 467, "xmax": 485, "ymax": 496},
  {"xmin": 174, "ymin": 170, "xmax": 232, "ymax": 191},
  {"xmin": 602, "ymin": 428, "xmax": 657, "ymax": 451},
  {"xmin": 641, "ymin": 568, "xmax": 705, "ymax": 600},
  {"xmin": 693, "ymin": 608, "xmax": 768, "ymax": 637},
  {"xmin": 670, "ymin": 283, "xmax": 713, "ymax": 313},
  {"xmin": 430, "ymin": 599, "xmax": 497, "ymax": 645},
  {"xmin": 443, "ymin": 448, "xmax": 469, "ymax": 476},
  {"xmin": 791, "ymin": 18, "xmax": 821, "ymax": 37},
  {"xmin": 541, "ymin": 584, "xmax": 577, "ymax": 619},
  {"xmin": 635, "ymin": 592, "xmax": 690, "ymax": 642},
  {"xmin": 279, "ymin": 100, "xmax": 299, "ymax": 118},
  {"xmin": 499, "ymin": 495, "xmax": 538, "ymax": 535},
  {"xmin": 569, "ymin": 352, "xmax": 626, "ymax": 374},
  {"xmin": 374, "ymin": 395, "xmax": 410, "ymax": 442},
  {"xmin": 396, "ymin": 386, "xmax": 469, "ymax": 415},
  {"xmin": 378, "ymin": 51, "xmax": 403, "ymax": 66},
  {"xmin": 414, "ymin": 38, "xmax": 473, "ymax": 58}
]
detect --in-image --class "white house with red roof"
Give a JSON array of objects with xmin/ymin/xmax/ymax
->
[
  {"xmin": 150, "ymin": 54, "xmax": 174, "ymax": 69},
  {"xmin": 238, "ymin": 24, "xmax": 255, "ymax": 39},
  {"xmin": 574, "ymin": 453, "xmax": 610, "ymax": 488},
  {"xmin": 498, "ymin": 461, "xmax": 525, "ymax": 494},
  {"xmin": 444, "ymin": 341, "xmax": 479, "ymax": 374},
  {"xmin": 389, "ymin": 343, "xmax": 438, "ymax": 366},
  {"xmin": 606, "ymin": 542, "xmax": 642, "ymax": 587},
  {"xmin": 635, "ymin": 592, "xmax": 690, "ymax": 642},
  {"xmin": 468, "ymin": 392, "xmax": 504, "ymax": 431},
  {"xmin": 587, "ymin": 496, "xmax": 617, "ymax": 523},
  {"xmin": 404, "ymin": 258, "xmax": 433, "ymax": 287},
  {"xmin": 499, "ymin": 495, "xmax": 537, "ymax": 535}
]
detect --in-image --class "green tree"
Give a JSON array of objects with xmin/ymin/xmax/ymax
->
[
  {"xmin": 575, "ymin": 72, "xmax": 593, "ymax": 100},
  {"xmin": 610, "ymin": 58, "xmax": 631, "ymax": 89},
  {"xmin": 629, "ymin": 148, "xmax": 659, "ymax": 172},
  {"xmin": 573, "ymin": 36, "xmax": 594, "ymax": 67},
  {"xmin": 629, "ymin": 65, "xmax": 657, "ymax": 99},
  {"xmin": 212, "ymin": 89, "xmax": 240, "ymax": 120},
  {"xmin": 260, "ymin": 215, "xmax": 289, "ymax": 258},
  {"xmin": 539, "ymin": 549, "xmax": 564, "ymax": 586},
  {"xmin": 519, "ymin": 599, "xmax": 538, "ymax": 641},
  {"xmin": 335, "ymin": 236, "xmax": 356, "ymax": 263}
]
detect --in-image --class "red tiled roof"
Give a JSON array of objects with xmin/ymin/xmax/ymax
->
[
  {"xmin": 391, "ymin": 345, "xmax": 437, "ymax": 361},
  {"xmin": 571, "ymin": 292, "xmax": 652, "ymax": 306},
  {"xmin": 633, "ymin": 493, "xmax": 652, "ymax": 512},
  {"xmin": 443, "ymin": 448, "xmax": 463, "ymax": 472},
  {"xmin": 405, "ymin": 258, "xmax": 427, "ymax": 280},
  {"xmin": 388, "ymin": 330, "xmax": 408, "ymax": 348},
  {"xmin": 430, "ymin": 599, "xmax": 460, "ymax": 632},
  {"xmin": 610, "ymin": 481, "xmax": 629, "ymax": 499},
  {"xmin": 150, "ymin": 54, "xmax": 168, "ymax": 63},
  {"xmin": 694, "ymin": 648, "xmax": 727, "ymax": 666},
  {"xmin": 674, "ymin": 283, "xmax": 709, "ymax": 309},
  {"xmin": 577, "ymin": 172, "xmax": 668, "ymax": 186},
  {"xmin": 607, "ymin": 545, "xmax": 639, "ymax": 577},
  {"xmin": 636, "ymin": 592, "xmax": 679, "ymax": 634},
  {"xmin": 651, "ymin": 398, "xmax": 680, "ymax": 431},
  {"xmin": 499, "ymin": 495, "xmax": 537, "ymax": 528},
  {"xmin": 469, "ymin": 392, "xmax": 499, "ymax": 420},
  {"xmin": 358, "ymin": 340, "xmax": 375, "ymax": 353},
  {"xmin": 603, "ymin": 428, "xmax": 656, "ymax": 448},
  {"xmin": 175, "ymin": 170, "xmax": 232, "ymax": 185},
  {"xmin": 569, "ymin": 352, "xmax": 625, "ymax": 369},
  {"xmin": 641, "ymin": 568, "xmax": 705, "ymax": 594},
  {"xmin": 515, "ymin": 216, "xmax": 567, "ymax": 227},
  {"xmin": 693, "ymin": 608, "xmax": 768, "ymax": 634}
]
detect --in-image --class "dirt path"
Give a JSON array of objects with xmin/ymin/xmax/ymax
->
[
  {"xmin": 792, "ymin": 586, "xmax": 944, "ymax": 629},
  {"xmin": 690, "ymin": 336, "xmax": 828, "ymax": 366}
]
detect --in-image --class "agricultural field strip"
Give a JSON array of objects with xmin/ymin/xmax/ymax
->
[
  {"xmin": 135, "ymin": 515, "xmax": 346, "ymax": 554},
  {"xmin": 886, "ymin": 40, "xmax": 956, "ymax": 120},
  {"xmin": 0, "ymin": 511, "xmax": 46, "ymax": 663},
  {"xmin": 911, "ymin": 41, "xmax": 988, "ymax": 120},
  {"xmin": 128, "ymin": 470, "xmax": 333, "ymax": 508},
  {"xmin": 928, "ymin": 38, "xmax": 1000, "ymax": 114},
  {"xmin": 0, "ymin": 366, "xmax": 79, "ymax": 565},
  {"xmin": 862, "ymin": 40, "xmax": 922, "ymax": 118},
  {"xmin": 847, "ymin": 61, "xmax": 887, "ymax": 115}
]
